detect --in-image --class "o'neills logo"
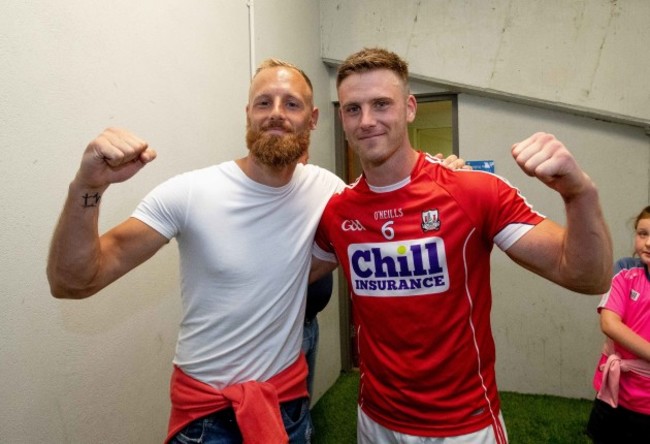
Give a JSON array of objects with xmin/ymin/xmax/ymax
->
[{"xmin": 347, "ymin": 237, "xmax": 449, "ymax": 297}]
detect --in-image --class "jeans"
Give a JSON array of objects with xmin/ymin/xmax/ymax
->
[
  {"xmin": 301, "ymin": 317, "xmax": 319, "ymax": 398},
  {"xmin": 169, "ymin": 396, "xmax": 313, "ymax": 444}
]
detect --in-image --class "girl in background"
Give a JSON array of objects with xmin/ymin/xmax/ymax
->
[{"xmin": 587, "ymin": 205, "xmax": 650, "ymax": 443}]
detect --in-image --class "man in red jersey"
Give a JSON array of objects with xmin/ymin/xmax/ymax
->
[{"xmin": 311, "ymin": 48, "xmax": 613, "ymax": 444}]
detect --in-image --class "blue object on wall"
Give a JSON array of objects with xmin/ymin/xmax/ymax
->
[{"xmin": 466, "ymin": 160, "xmax": 495, "ymax": 173}]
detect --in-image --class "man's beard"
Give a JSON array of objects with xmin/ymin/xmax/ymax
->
[{"xmin": 246, "ymin": 125, "xmax": 310, "ymax": 168}]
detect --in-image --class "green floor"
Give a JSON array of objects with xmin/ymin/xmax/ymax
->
[{"xmin": 311, "ymin": 371, "xmax": 594, "ymax": 443}]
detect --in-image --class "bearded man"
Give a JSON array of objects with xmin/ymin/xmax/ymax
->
[{"xmin": 47, "ymin": 59, "xmax": 346, "ymax": 444}]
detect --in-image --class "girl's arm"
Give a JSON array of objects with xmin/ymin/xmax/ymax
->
[{"xmin": 601, "ymin": 308, "xmax": 650, "ymax": 362}]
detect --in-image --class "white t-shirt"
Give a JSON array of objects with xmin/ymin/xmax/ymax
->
[{"xmin": 132, "ymin": 160, "xmax": 344, "ymax": 389}]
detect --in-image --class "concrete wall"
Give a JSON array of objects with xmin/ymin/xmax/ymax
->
[
  {"xmin": 458, "ymin": 94, "xmax": 648, "ymax": 398},
  {"xmin": 321, "ymin": 0, "xmax": 650, "ymax": 127},
  {"xmin": 0, "ymin": 1, "xmax": 339, "ymax": 442},
  {"xmin": 321, "ymin": 0, "xmax": 650, "ymax": 399}
]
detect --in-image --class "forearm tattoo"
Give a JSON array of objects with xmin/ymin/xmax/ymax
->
[{"xmin": 82, "ymin": 192, "xmax": 101, "ymax": 207}]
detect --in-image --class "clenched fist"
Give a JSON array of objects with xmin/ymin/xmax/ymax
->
[{"xmin": 75, "ymin": 127, "xmax": 157, "ymax": 190}]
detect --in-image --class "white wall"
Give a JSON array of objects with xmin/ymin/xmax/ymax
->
[{"xmin": 0, "ymin": 1, "xmax": 338, "ymax": 443}]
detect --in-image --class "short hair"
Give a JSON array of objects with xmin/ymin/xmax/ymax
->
[
  {"xmin": 254, "ymin": 58, "xmax": 313, "ymax": 93},
  {"xmin": 633, "ymin": 205, "xmax": 650, "ymax": 229},
  {"xmin": 336, "ymin": 47, "xmax": 409, "ymax": 88}
]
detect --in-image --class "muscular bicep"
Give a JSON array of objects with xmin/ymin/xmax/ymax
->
[
  {"xmin": 506, "ymin": 216, "xmax": 609, "ymax": 294},
  {"xmin": 504, "ymin": 219, "xmax": 565, "ymax": 285},
  {"xmin": 91, "ymin": 218, "xmax": 169, "ymax": 293}
]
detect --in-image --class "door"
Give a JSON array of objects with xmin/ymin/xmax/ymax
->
[{"xmin": 334, "ymin": 93, "xmax": 458, "ymax": 369}]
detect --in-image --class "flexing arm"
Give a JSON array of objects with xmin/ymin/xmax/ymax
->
[
  {"xmin": 505, "ymin": 132, "xmax": 612, "ymax": 294},
  {"xmin": 47, "ymin": 128, "xmax": 167, "ymax": 299},
  {"xmin": 601, "ymin": 309, "xmax": 650, "ymax": 362}
]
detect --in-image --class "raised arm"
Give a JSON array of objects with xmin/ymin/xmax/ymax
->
[
  {"xmin": 47, "ymin": 128, "xmax": 167, "ymax": 299},
  {"xmin": 505, "ymin": 132, "xmax": 612, "ymax": 294}
]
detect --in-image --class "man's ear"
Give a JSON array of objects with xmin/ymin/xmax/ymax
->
[
  {"xmin": 406, "ymin": 95, "xmax": 417, "ymax": 123},
  {"xmin": 310, "ymin": 106, "xmax": 320, "ymax": 130}
]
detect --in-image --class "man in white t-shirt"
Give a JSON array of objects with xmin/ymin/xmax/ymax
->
[{"xmin": 47, "ymin": 59, "xmax": 345, "ymax": 444}]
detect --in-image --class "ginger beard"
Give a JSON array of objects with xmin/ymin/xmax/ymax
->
[{"xmin": 246, "ymin": 122, "xmax": 310, "ymax": 168}]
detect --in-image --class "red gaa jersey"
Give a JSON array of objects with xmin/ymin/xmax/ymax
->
[{"xmin": 314, "ymin": 152, "xmax": 544, "ymax": 438}]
